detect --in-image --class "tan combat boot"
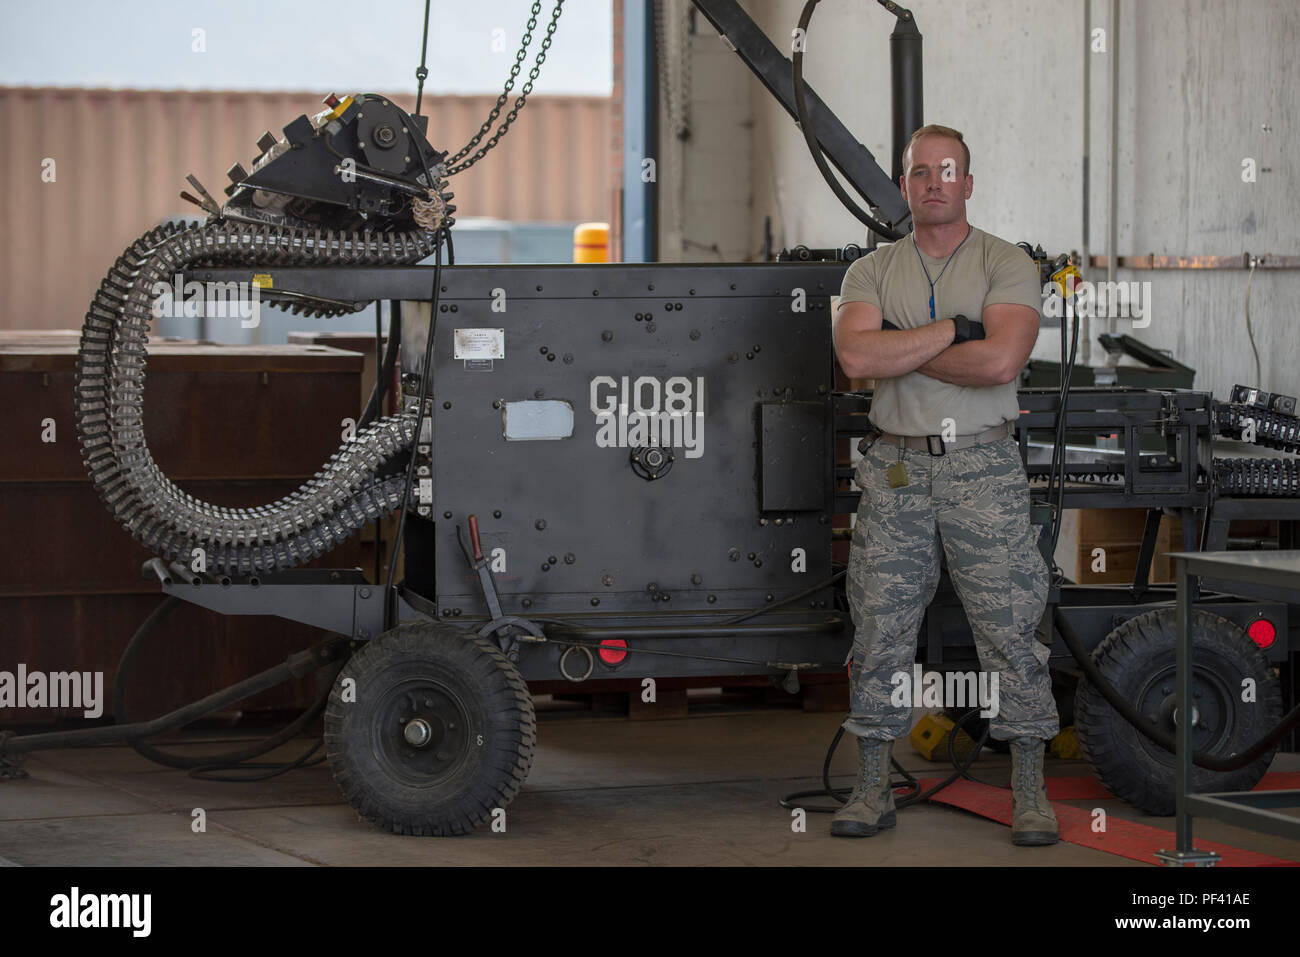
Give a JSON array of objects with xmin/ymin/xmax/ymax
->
[
  {"xmin": 830, "ymin": 736, "xmax": 896, "ymax": 838},
  {"xmin": 1009, "ymin": 736, "xmax": 1058, "ymax": 846}
]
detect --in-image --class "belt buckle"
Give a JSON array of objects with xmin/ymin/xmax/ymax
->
[{"xmin": 926, "ymin": 434, "xmax": 946, "ymax": 456}]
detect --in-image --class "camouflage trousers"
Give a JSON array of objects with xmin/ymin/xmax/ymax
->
[{"xmin": 843, "ymin": 434, "xmax": 1058, "ymax": 742}]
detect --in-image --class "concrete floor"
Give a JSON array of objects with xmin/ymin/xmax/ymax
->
[{"xmin": 2, "ymin": 699, "xmax": 1298, "ymax": 867}]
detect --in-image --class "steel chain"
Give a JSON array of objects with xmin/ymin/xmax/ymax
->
[{"xmin": 447, "ymin": 0, "xmax": 564, "ymax": 174}]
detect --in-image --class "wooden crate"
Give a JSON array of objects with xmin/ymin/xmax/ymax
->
[
  {"xmin": 285, "ymin": 330, "xmax": 397, "ymax": 418},
  {"xmin": 0, "ymin": 332, "xmax": 366, "ymax": 724},
  {"xmin": 1074, "ymin": 509, "xmax": 1184, "ymax": 584}
]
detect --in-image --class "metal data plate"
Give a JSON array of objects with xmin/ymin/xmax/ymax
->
[{"xmin": 453, "ymin": 327, "xmax": 504, "ymax": 360}]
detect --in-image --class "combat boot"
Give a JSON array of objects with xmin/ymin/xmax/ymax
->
[
  {"xmin": 1009, "ymin": 736, "xmax": 1058, "ymax": 846},
  {"xmin": 830, "ymin": 736, "xmax": 896, "ymax": 838}
]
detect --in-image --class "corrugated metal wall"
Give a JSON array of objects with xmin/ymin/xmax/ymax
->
[{"xmin": 0, "ymin": 87, "xmax": 611, "ymax": 330}]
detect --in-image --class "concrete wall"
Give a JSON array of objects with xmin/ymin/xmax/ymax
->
[
  {"xmin": 658, "ymin": 0, "xmax": 755, "ymax": 263},
  {"xmin": 662, "ymin": 0, "xmax": 1299, "ymax": 402}
]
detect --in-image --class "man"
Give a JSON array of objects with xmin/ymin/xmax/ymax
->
[{"xmin": 830, "ymin": 124, "xmax": 1058, "ymax": 845}]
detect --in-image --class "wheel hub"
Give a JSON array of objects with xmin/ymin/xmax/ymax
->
[
  {"xmin": 1138, "ymin": 667, "xmax": 1231, "ymax": 758},
  {"xmin": 403, "ymin": 717, "xmax": 434, "ymax": 747},
  {"xmin": 375, "ymin": 680, "xmax": 471, "ymax": 785}
]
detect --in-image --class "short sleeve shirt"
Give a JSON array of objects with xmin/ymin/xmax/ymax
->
[{"xmin": 838, "ymin": 226, "xmax": 1041, "ymax": 436}]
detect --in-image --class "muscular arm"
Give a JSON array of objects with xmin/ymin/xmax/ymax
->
[
  {"xmin": 915, "ymin": 303, "xmax": 1040, "ymax": 386},
  {"xmin": 833, "ymin": 300, "xmax": 956, "ymax": 379}
]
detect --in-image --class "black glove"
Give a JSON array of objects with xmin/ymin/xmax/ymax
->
[
  {"xmin": 880, "ymin": 316, "xmax": 985, "ymax": 341},
  {"xmin": 951, "ymin": 314, "xmax": 986, "ymax": 344}
]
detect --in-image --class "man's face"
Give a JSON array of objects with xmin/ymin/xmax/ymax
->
[{"xmin": 900, "ymin": 135, "xmax": 973, "ymax": 227}]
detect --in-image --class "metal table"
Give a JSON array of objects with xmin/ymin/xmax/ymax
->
[{"xmin": 1157, "ymin": 549, "xmax": 1300, "ymax": 866}]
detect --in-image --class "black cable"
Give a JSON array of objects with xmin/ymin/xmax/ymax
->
[
  {"xmin": 359, "ymin": 293, "xmax": 402, "ymax": 423},
  {"xmin": 381, "ymin": 70, "xmax": 453, "ymax": 631},
  {"xmin": 191, "ymin": 737, "xmax": 326, "ymax": 783},
  {"xmin": 414, "ymin": 0, "xmax": 432, "ymax": 117},
  {"xmin": 778, "ymin": 709, "xmax": 991, "ymax": 813},
  {"xmin": 113, "ymin": 597, "xmax": 339, "ymax": 778},
  {"xmin": 371, "ymin": 302, "xmax": 384, "ymax": 585},
  {"xmin": 384, "ymin": 231, "xmax": 445, "ymax": 631},
  {"xmin": 946, "ymin": 707, "xmax": 998, "ymax": 788},
  {"xmin": 792, "ymin": 0, "xmax": 906, "ymax": 242},
  {"xmin": 373, "ymin": 302, "xmax": 384, "ymax": 413},
  {"xmin": 1047, "ymin": 295, "xmax": 1081, "ymax": 569},
  {"xmin": 718, "ymin": 570, "xmax": 846, "ymax": 625}
]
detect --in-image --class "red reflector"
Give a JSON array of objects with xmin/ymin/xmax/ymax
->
[
  {"xmin": 598, "ymin": 639, "xmax": 628, "ymax": 665},
  {"xmin": 1248, "ymin": 619, "xmax": 1276, "ymax": 649}
]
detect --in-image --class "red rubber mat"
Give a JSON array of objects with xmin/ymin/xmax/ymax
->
[
  {"xmin": 913, "ymin": 774, "xmax": 1300, "ymax": 866},
  {"xmin": 1045, "ymin": 771, "xmax": 1300, "ymax": 801}
]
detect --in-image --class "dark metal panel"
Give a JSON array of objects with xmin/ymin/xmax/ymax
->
[
  {"xmin": 760, "ymin": 401, "xmax": 827, "ymax": 511},
  {"xmin": 418, "ymin": 263, "xmax": 840, "ymax": 618}
]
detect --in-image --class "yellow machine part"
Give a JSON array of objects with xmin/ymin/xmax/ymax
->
[
  {"xmin": 1051, "ymin": 263, "xmax": 1083, "ymax": 298},
  {"xmin": 1049, "ymin": 726, "xmax": 1083, "ymax": 759},
  {"xmin": 910, "ymin": 712, "xmax": 979, "ymax": 762},
  {"xmin": 326, "ymin": 95, "xmax": 354, "ymax": 123}
]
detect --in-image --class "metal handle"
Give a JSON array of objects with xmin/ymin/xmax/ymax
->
[{"xmin": 468, "ymin": 514, "xmax": 483, "ymax": 561}]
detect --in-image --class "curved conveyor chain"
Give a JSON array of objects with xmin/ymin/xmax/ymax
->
[{"xmin": 76, "ymin": 220, "xmax": 439, "ymax": 575}]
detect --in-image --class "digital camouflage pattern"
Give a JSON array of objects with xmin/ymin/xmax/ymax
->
[{"xmin": 844, "ymin": 435, "xmax": 1058, "ymax": 742}]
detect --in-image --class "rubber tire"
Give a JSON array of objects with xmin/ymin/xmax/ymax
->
[
  {"xmin": 1074, "ymin": 609, "xmax": 1282, "ymax": 816},
  {"xmin": 324, "ymin": 622, "xmax": 535, "ymax": 835}
]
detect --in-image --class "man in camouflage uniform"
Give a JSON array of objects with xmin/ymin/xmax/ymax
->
[{"xmin": 830, "ymin": 125, "xmax": 1058, "ymax": 845}]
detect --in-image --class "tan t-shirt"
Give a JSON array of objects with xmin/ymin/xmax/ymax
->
[{"xmin": 838, "ymin": 226, "xmax": 1041, "ymax": 436}]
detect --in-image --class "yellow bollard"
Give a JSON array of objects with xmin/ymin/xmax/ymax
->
[{"xmin": 573, "ymin": 222, "xmax": 609, "ymax": 263}]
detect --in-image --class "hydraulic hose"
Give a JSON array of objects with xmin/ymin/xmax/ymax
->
[
  {"xmin": 792, "ymin": 0, "xmax": 906, "ymax": 242},
  {"xmin": 357, "ymin": 301, "xmax": 401, "ymax": 430},
  {"xmin": 112, "ymin": 596, "xmax": 338, "ymax": 777},
  {"xmin": 1, "ymin": 611, "xmax": 346, "ymax": 757},
  {"xmin": 779, "ymin": 709, "xmax": 991, "ymax": 813}
]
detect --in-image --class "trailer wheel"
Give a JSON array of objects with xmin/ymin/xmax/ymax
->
[
  {"xmin": 324, "ymin": 621, "xmax": 535, "ymax": 835},
  {"xmin": 1074, "ymin": 609, "xmax": 1281, "ymax": 815}
]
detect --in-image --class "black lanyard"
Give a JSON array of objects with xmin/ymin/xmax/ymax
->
[{"xmin": 913, "ymin": 226, "xmax": 972, "ymax": 320}]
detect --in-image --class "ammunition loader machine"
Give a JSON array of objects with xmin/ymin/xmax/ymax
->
[{"xmin": 3, "ymin": 0, "xmax": 1298, "ymax": 838}]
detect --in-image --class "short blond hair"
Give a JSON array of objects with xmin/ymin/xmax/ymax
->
[{"xmin": 903, "ymin": 124, "xmax": 970, "ymax": 177}]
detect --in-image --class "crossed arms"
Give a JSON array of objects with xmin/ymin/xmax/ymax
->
[{"xmin": 831, "ymin": 300, "xmax": 1039, "ymax": 387}]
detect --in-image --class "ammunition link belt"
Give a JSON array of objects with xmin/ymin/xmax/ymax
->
[
  {"xmin": 1214, "ymin": 457, "xmax": 1300, "ymax": 497},
  {"xmin": 1215, "ymin": 403, "xmax": 1300, "ymax": 455},
  {"xmin": 76, "ymin": 220, "xmax": 439, "ymax": 575}
]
